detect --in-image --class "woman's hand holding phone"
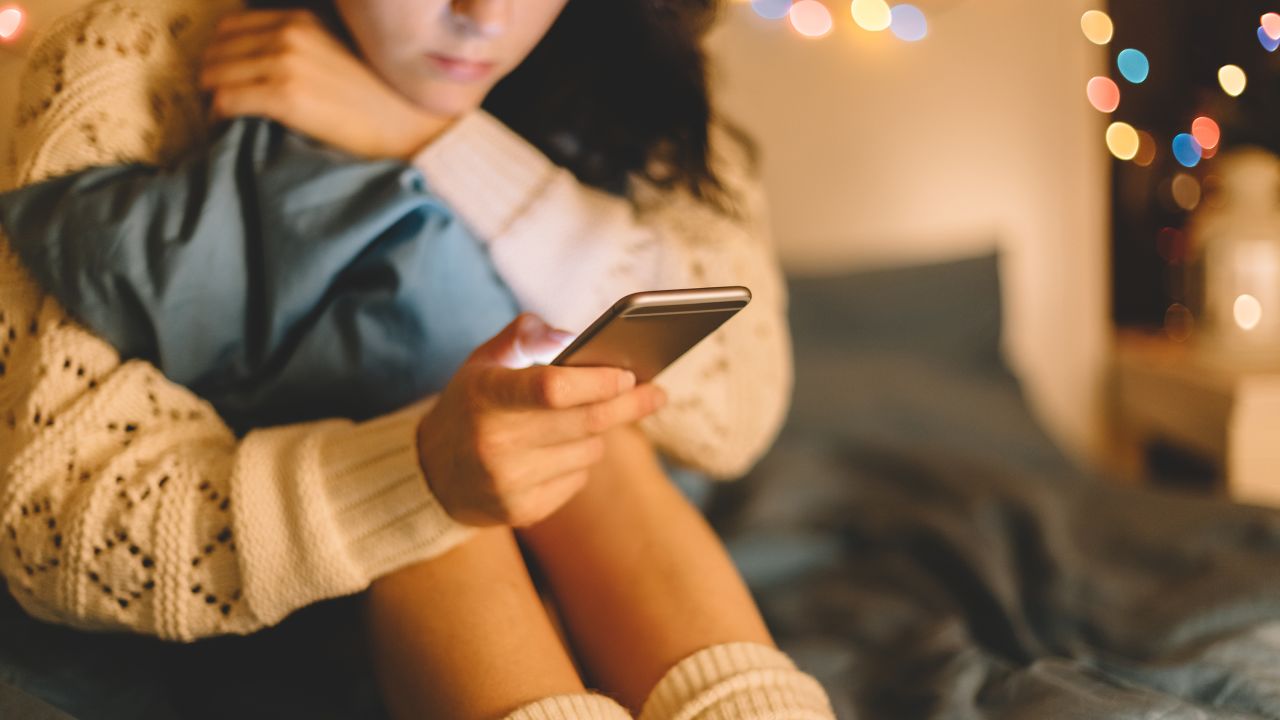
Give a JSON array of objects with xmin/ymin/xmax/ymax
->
[{"xmin": 416, "ymin": 313, "xmax": 667, "ymax": 528}]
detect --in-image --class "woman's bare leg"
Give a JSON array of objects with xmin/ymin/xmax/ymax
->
[
  {"xmin": 363, "ymin": 526, "xmax": 587, "ymax": 720},
  {"xmin": 516, "ymin": 424, "xmax": 774, "ymax": 714}
]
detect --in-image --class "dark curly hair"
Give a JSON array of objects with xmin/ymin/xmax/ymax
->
[{"xmin": 249, "ymin": 0, "xmax": 752, "ymax": 209}]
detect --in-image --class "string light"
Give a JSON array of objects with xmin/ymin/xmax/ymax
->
[
  {"xmin": 789, "ymin": 0, "xmax": 833, "ymax": 38},
  {"xmin": 1170, "ymin": 173, "xmax": 1201, "ymax": 211},
  {"xmin": 751, "ymin": 0, "xmax": 793, "ymax": 20},
  {"xmin": 1080, "ymin": 10, "xmax": 1114, "ymax": 45},
  {"xmin": 0, "ymin": 5, "xmax": 24, "ymax": 42},
  {"xmin": 1116, "ymin": 48, "xmax": 1149, "ymax": 84},
  {"xmin": 1262, "ymin": 12, "xmax": 1280, "ymax": 39},
  {"xmin": 889, "ymin": 4, "xmax": 927, "ymax": 42},
  {"xmin": 1258, "ymin": 26, "xmax": 1279, "ymax": 52},
  {"xmin": 1191, "ymin": 116, "xmax": 1221, "ymax": 150},
  {"xmin": 1218, "ymin": 65, "xmax": 1247, "ymax": 97},
  {"xmin": 850, "ymin": 0, "xmax": 892, "ymax": 31},
  {"xmin": 1172, "ymin": 133, "xmax": 1203, "ymax": 168},
  {"xmin": 1086, "ymin": 76, "xmax": 1120, "ymax": 113},
  {"xmin": 1134, "ymin": 131, "xmax": 1157, "ymax": 167},
  {"xmin": 1105, "ymin": 122, "xmax": 1140, "ymax": 160}
]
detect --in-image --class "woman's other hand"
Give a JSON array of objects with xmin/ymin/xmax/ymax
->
[
  {"xmin": 200, "ymin": 10, "xmax": 450, "ymax": 160},
  {"xmin": 417, "ymin": 313, "xmax": 668, "ymax": 528}
]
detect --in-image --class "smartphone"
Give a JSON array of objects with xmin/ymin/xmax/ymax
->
[{"xmin": 549, "ymin": 286, "xmax": 751, "ymax": 383}]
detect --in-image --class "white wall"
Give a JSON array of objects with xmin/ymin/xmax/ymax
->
[{"xmin": 707, "ymin": 0, "xmax": 1111, "ymax": 462}]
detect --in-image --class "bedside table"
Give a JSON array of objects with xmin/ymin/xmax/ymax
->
[{"xmin": 1110, "ymin": 331, "xmax": 1280, "ymax": 506}]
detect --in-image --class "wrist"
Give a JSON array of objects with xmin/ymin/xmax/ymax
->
[{"xmin": 391, "ymin": 107, "xmax": 454, "ymax": 161}]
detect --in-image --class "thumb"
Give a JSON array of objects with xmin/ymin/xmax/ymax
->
[{"xmin": 471, "ymin": 313, "xmax": 575, "ymax": 369}]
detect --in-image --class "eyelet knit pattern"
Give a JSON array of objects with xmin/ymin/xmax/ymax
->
[
  {"xmin": 0, "ymin": 0, "xmax": 794, "ymax": 648},
  {"xmin": 1, "ymin": 0, "xmax": 478, "ymax": 642}
]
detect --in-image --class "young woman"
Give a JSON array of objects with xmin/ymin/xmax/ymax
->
[{"xmin": 0, "ymin": 0, "xmax": 833, "ymax": 718}]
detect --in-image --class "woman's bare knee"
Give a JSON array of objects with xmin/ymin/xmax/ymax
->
[{"xmin": 364, "ymin": 527, "xmax": 587, "ymax": 720}]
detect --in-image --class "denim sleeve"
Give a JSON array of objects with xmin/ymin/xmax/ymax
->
[{"xmin": 0, "ymin": 117, "xmax": 519, "ymax": 433}]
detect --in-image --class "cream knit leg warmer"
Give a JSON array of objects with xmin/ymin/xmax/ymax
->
[
  {"xmin": 638, "ymin": 642, "xmax": 837, "ymax": 720},
  {"xmin": 501, "ymin": 642, "xmax": 836, "ymax": 720},
  {"xmin": 501, "ymin": 693, "xmax": 633, "ymax": 719}
]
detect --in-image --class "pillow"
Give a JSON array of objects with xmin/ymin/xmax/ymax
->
[
  {"xmin": 785, "ymin": 252, "xmax": 1005, "ymax": 372},
  {"xmin": 780, "ymin": 252, "xmax": 1076, "ymax": 477}
]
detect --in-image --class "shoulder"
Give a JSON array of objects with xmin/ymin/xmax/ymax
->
[
  {"xmin": 10, "ymin": 0, "xmax": 242, "ymax": 186},
  {"xmin": 629, "ymin": 120, "xmax": 766, "ymax": 226}
]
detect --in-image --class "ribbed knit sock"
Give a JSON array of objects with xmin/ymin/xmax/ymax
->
[
  {"xmin": 501, "ymin": 692, "xmax": 633, "ymax": 719},
  {"xmin": 637, "ymin": 642, "xmax": 837, "ymax": 720}
]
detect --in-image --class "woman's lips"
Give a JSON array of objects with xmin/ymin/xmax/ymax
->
[{"xmin": 426, "ymin": 53, "xmax": 495, "ymax": 82}]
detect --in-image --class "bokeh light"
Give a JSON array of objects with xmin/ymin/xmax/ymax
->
[
  {"xmin": 1164, "ymin": 303, "xmax": 1194, "ymax": 342},
  {"xmin": 1218, "ymin": 65, "xmax": 1247, "ymax": 97},
  {"xmin": 1202, "ymin": 174, "xmax": 1227, "ymax": 209},
  {"xmin": 1134, "ymin": 130, "xmax": 1158, "ymax": 167},
  {"xmin": 1191, "ymin": 116, "xmax": 1220, "ymax": 150},
  {"xmin": 0, "ymin": 6, "xmax": 23, "ymax": 41},
  {"xmin": 1086, "ymin": 76, "xmax": 1120, "ymax": 113},
  {"xmin": 1157, "ymin": 227, "xmax": 1188, "ymax": 264},
  {"xmin": 1235, "ymin": 294, "xmax": 1263, "ymax": 331},
  {"xmin": 1263, "ymin": 12, "xmax": 1280, "ymax": 39},
  {"xmin": 1080, "ymin": 10, "xmax": 1114, "ymax": 45},
  {"xmin": 1172, "ymin": 133, "xmax": 1203, "ymax": 168},
  {"xmin": 790, "ymin": 0, "xmax": 833, "ymax": 37},
  {"xmin": 1105, "ymin": 122, "xmax": 1140, "ymax": 160},
  {"xmin": 890, "ymin": 4, "xmax": 928, "ymax": 41},
  {"xmin": 850, "ymin": 0, "xmax": 891, "ymax": 31},
  {"xmin": 1258, "ymin": 26, "xmax": 1280, "ymax": 52},
  {"xmin": 1171, "ymin": 173, "xmax": 1201, "ymax": 211},
  {"xmin": 752, "ymin": 0, "xmax": 792, "ymax": 20},
  {"xmin": 1116, "ymin": 48, "xmax": 1150, "ymax": 84}
]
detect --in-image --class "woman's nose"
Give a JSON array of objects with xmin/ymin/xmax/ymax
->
[{"xmin": 448, "ymin": 0, "xmax": 511, "ymax": 39}]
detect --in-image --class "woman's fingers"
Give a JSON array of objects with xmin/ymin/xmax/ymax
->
[
  {"xmin": 490, "ymin": 365, "xmax": 638, "ymax": 411},
  {"xmin": 520, "ymin": 384, "xmax": 668, "ymax": 447},
  {"xmin": 208, "ymin": 79, "xmax": 292, "ymax": 122},
  {"xmin": 203, "ymin": 31, "xmax": 280, "ymax": 67},
  {"xmin": 506, "ymin": 471, "xmax": 591, "ymax": 528},
  {"xmin": 200, "ymin": 54, "xmax": 279, "ymax": 92}
]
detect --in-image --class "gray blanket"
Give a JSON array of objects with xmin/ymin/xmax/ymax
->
[{"xmin": 724, "ymin": 256, "xmax": 1280, "ymax": 718}]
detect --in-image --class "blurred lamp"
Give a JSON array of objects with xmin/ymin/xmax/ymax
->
[{"xmin": 1190, "ymin": 148, "xmax": 1280, "ymax": 365}]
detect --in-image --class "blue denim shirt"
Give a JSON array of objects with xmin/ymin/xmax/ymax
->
[{"xmin": 0, "ymin": 117, "xmax": 520, "ymax": 434}]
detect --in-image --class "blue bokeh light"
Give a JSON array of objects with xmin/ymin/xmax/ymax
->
[
  {"xmin": 752, "ymin": 0, "xmax": 792, "ymax": 20},
  {"xmin": 890, "ymin": 4, "xmax": 928, "ymax": 42},
  {"xmin": 1259, "ymin": 26, "xmax": 1280, "ymax": 52},
  {"xmin": 1116, "ymin": 49, "xmax": 1149, "ymax": 84},
  {"xmin": 1172, "ymin": 133, "xmax": 1203, "ymax": 168}
]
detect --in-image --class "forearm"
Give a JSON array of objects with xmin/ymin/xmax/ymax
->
[
  {"xmin": 414, "ymin": 112, "xmax": 793, "ymax": 477},
  {"xmin": 0, "ymin": 116, "xmax": 520, "ymax": 430},
  {"xmin": 0, "ymin": 246, "xmax": 473, "ymax": 639}
]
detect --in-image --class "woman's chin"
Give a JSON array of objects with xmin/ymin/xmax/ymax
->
[{"xmin": 409, "ymin": 85, "xmax": 488, "ymax": 120}]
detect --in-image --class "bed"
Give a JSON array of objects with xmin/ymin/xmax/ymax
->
[{"xmin": 3, "ymin": 254, "xmax": 1280, "ymax": 719}]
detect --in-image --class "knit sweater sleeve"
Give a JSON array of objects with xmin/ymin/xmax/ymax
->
[
  {"xmin": 0, "ymin": 0, "xmax": 474, "ymax": 640},
  {"xmin": 413, "ymin": 112, "xmax": 793, "ymax": 479}
]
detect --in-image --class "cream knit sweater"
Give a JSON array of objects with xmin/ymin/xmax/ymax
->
[
  {"xmin": 1, "ymin": 0, "xmax": 793, "ymax": 643},
  {"xmin": 0, "ymin": 3, "xmax": 838, "ymax": 718}
]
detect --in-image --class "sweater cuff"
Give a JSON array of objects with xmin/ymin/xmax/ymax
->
[
  {"xmin": 410, "ymin": 110, "xmax": 558, "ymax": 241},
  {"xmin": 317, "ymin": 397, "xmax": 476, "ymax": 583}
]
